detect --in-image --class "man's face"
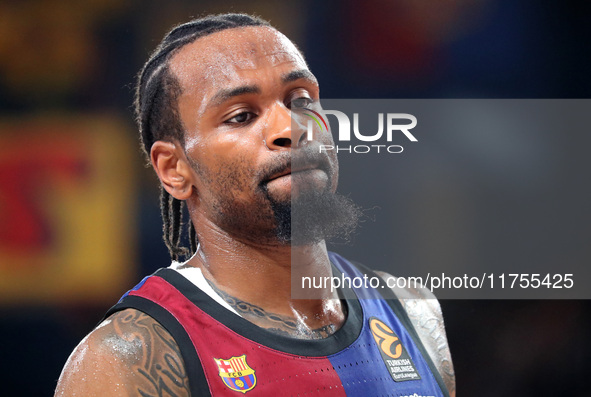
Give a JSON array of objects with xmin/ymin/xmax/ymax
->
[{"xmin": 169, "ymin": 26, "xmax": 339, "ymax": 243}]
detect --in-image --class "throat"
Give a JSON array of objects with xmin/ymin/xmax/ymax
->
[{"xmin": 206, "ymin": 279, "xmax": 347, "ymax": 340}]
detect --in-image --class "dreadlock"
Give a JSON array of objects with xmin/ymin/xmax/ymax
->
[{"xmin": 134, "ymin": 14, "xmax": 271, "ymax": 261}]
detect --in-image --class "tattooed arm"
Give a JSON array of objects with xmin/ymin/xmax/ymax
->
[
  {"xmin": 376, "ymin": 272, "xmax": 456, "ymax": 397},
  {"xmin": 55, "ymin": 309, "xmax": 190, "ymax": 397}
]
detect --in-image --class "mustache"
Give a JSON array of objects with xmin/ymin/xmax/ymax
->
[{"xmin": 257, "ymin": 146, "xmax": 332, "ymax": 186}]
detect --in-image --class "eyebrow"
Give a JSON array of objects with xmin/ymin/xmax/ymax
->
[
  {"xmin": 281, "ymin": 69, "xmax": 318, "ymax": 85},
  {"xmin": 210, "ymin": 85, "xmax": 260, "ymax": 107},
  {"xmin": 209, "ymin": 69, "xmax": 318, "ymax": 107}
]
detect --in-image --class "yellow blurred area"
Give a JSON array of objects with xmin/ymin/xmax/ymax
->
[
  {"xmin": 0, "ymin": 0, "xmax": 130, "ymax": 97},
  {"xmin": 0, "ymin": 115, "xmax": 136, "ymax": 305}
]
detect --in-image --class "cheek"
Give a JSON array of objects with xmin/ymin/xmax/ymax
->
[
  {"xmin": 192, "ymin": 145, "xmax": 258, "ymax": 199},
  {"xmin": 187, "ymin": 126, "xmax": 254, "ymax": 170},
  {"xmin": 185, "ymin": 122, "xmax": 267, "ymax": 198}
]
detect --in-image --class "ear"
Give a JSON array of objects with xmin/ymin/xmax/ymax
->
[{"xmin": 150, "ymin": 140, "xmax": 194, "ymax": 201}]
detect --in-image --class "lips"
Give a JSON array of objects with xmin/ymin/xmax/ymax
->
[
  {"xmin": 266, "ymin": 165, "xmax": 319, "ymax": 182},
  {"xmin": 260, "ymin": 146, "xmax": 333, "ymax": 189}
]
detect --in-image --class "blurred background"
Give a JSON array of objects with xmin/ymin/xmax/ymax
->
[{"xmin": 1, "ymin": 0, "xmax": 590, "ymax": 395}]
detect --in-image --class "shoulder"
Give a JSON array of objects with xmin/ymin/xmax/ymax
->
[
  {"xmin": 375, "ymin": 271, "xmax": 456, "ymax": 397},
  {"xmin": 55, "ymin": 308, "xmax": 190, "ymax": 396}
]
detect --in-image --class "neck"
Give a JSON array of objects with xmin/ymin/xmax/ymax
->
[{"xmin": 184, "ymin": 215, "xmax": 346, "ymax": 337}]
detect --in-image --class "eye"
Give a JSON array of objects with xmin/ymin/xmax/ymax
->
[
  {"xmin": 289, "ymin": 96, "xmax": 313, "ymax": 110},
  {"xmin": 225, "ymin": 111, "xmax": 256, "ymax": 124}
]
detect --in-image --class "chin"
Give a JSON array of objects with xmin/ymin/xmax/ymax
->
[{"xmin": 268, "ymin": 188, "xmax": 362, "ymax": 247}]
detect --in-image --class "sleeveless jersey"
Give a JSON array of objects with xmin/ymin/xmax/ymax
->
[{"xmin": 104, "ymin": 252, "xmax": 449, "ymax": 397}]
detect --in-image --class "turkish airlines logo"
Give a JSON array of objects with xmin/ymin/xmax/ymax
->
[
  {"xmin": 368, "ymin": 317, "xmax": 421, "ymax": 382},
  {"xmin": 370, "ymin": 317, "xmax": 403, "ymax": 359}
]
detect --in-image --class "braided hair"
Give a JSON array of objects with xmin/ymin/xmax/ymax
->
[{"xmin": 134, "ymin": 14, "xmax": 271, "ymax": 261}]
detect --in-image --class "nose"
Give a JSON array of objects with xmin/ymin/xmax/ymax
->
[{"xmin": 263, "ymin": 104, "xmax": 307, "ymax": 150}]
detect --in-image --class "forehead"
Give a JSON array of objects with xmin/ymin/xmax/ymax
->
[{"xmin": 169, "ymin": 26, "xmax": 308, "ymax": 94}]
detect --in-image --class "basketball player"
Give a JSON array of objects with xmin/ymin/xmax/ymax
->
[{"xmin": 55, "ymin": 14, "xmax": 455, "ymax": 396}]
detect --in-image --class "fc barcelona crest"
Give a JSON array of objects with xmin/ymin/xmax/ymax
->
[{"xmin": 214, "ymin": 354, "xmax": 257, "ymax": 393}]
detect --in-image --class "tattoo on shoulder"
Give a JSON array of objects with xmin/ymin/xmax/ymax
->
[
  {"xmin": 399, "ymin": 299, "xmax": 456, "ymax": 396},
  {"xmin": 110, "ymin": 309, "xmax": 190, "ymax": 397}
]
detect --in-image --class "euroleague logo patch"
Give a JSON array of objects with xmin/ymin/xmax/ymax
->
[
  {"xmin": 369, "ymin": 317, "xmax": 421, "ymax": 382},
  {"xmin": 214, "ymin": 355, "xmax": 257, "ymax": 393}
]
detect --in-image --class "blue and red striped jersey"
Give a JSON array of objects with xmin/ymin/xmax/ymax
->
[{"xmin": 104, "ymin": 252, "xmax": 448, "ymax": 396}]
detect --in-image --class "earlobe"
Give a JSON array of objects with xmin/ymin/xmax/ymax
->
[{"xmin": 150, "ymin": 140, "xmax": 194, "ymax": 200}]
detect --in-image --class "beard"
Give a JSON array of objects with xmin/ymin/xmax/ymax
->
[
  {"xmin": 266, "ymin": 187, "xmax": 362, "ymax": 246},
  {"xmin": 210, "ymin": 173, "xmax": 362, "ymax": 246}
]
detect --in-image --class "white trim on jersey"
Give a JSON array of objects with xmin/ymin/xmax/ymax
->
[{"xmin": 169, "ymin": 259, "xmax": 242, "ymax": 317}]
